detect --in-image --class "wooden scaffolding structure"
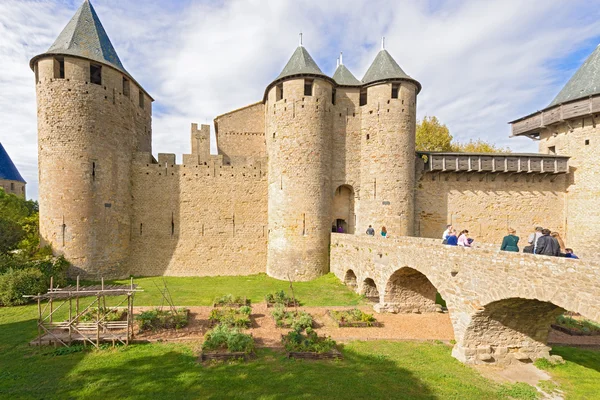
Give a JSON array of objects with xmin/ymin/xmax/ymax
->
[{"xmin": 26, "ymin": 277, "xmax": 143, "ymax": 348}]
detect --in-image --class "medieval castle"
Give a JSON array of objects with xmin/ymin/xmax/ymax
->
[{"xmin": 31, "ymin": 1, "xmax": 600, "ymax": 280}]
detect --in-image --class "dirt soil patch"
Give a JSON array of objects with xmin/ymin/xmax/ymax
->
[{"xmin": 132, "ymin": 304, "xmax": 454, "ymax": 346}]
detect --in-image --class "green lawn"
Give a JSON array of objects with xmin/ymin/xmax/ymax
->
[
  {"xmin": 112, "ymin": 273, "xmax": 367, "ymax": 307},
  {"xmin": 1, "ymin": 274, "xmax": 599, "ymax": 399}
]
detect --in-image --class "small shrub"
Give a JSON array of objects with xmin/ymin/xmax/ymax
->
[
  {"xmin": 202, "ymin": 324, "xmax": 254, "ymax": 354},
  {"xmin": 282, "ymin": 326, "xmax": 337, "ymax": 354},
  {"xmin": 209, "ymin": 307, "xmax": 251, "ymax": 328},
  {"xmin": 330, "ymin": 309, "xmax": 377, "ymax": 326},
  {"xmin": 264, "ymin": 290, "xmax": 300, "ymax": 306},
  {"xmin": 213, "ymin": 294, "xmax": 251, "ymax": 307},
  {"xmin": 136, "ymin": 308, "xmax": 189, "ymax": 332},
  {"xmin": 0, "ymin": 268, "xmax": 46, "ymax": 306},
  {"xmin": 271, "ymin": 305, "xmax": 313, "ymax": 330}
]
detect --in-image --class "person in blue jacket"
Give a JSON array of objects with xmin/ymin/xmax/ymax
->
[{"xmin": 446, "ymin": 229, "xmax": 458, "ymax": 246}]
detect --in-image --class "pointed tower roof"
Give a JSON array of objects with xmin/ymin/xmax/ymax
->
[
  {"xmin": 31, "ymin": 0, "xmax": 125, "ymax": 73},
  {"xmin": 333, "ymin": 54, "xmax": 361, "ymax": 86},
  {"xmin": 0, "ymin": 143, "xmax": 26, "ymax": 183},
  {"xmin": 276, "ymin": 45, "xmax": 328, "ymax": 80},
  {"xmin": 548, "ymin": 44, "xmax": 600, "ymax": 107},
  {"xmin": 362, "ymin": 49, "xmax": 421, "ymax": 92}
]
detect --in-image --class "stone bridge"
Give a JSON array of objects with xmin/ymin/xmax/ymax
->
[{"xmin": 330, "ymin": 233, "xmax": 600, "ymax": 365}]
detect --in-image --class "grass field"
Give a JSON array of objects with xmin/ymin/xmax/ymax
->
[{"xmin": 1, "ymin": 274, "xmax": 599, "ymax": 399}]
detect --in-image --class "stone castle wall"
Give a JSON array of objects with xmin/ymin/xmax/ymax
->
[
  {"xmin": 538, "ymin": 116, "xmax": 600, "ymax": 258},
  {"xmin": 215, "ymin": 102, "xmax": 266, "ymax": 164},
  {"xmin": 126, "ymin": 153, "xmax": 268, "ymax": 277},
  {"xmin": 414, "ymin": 165, "xmax": 568, "ymax": 248},
  {"xmin": 35, "ymin": 55, "xmax": 152, "ymax": 277}
]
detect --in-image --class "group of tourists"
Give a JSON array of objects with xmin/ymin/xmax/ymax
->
[
  {"xmin": 441, "ymin": 224, "xmax": 578, "ymax": 258},
  {"xmin": 506, "ymin": 226, "xmax": 579, "ymax": 258},
  {"xmin": 441, "ymin": 225, "xmax": 474, "ymax": 247},
  {"xmin": 366, "ymin": 225, "xmax": 387, "ymax": 238}
]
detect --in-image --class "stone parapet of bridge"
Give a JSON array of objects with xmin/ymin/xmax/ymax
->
[{"xmin": 330, "ymin": 233, "xmax": 600, "ymax": 365}]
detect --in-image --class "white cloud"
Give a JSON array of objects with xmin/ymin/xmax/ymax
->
[{"xmin": 1, "ymin": 0, "xmax": 599, "ymax": 199}]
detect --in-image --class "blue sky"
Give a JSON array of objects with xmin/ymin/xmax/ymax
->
[{"xmin": 1, "ymin": 0, "xmax": 600, "ymax": 200}]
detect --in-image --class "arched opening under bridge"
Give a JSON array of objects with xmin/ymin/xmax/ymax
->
[
  {"xmin": 344, "ymin": 270, "xmax": 357, "ymax": 289},
  {"xmin": 381, "ymin": 267, "xmax": 440, "ymax": 313},
  {"xmin": 362, "ymin": 278, "xmax": 379, "ymax": 303}
]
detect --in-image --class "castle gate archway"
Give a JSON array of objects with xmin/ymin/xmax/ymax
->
[{"xmin": 332, "ymin": 185, "xmax": 355, "ymax": 234}]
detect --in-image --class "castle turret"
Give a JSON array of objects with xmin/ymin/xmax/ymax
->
[
  {"xmin": 30, "ymin": 0, "xmax": 153, "ymax": 277},
  {"xmin": 264, "ymin": 43, "xmax": 334, "ymax": 281},
  {"xmin": 359, "ymin": 42, "xmax": 421, "ymax": 237}
]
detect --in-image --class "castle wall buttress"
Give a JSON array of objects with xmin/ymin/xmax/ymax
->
[
  {"xmin": 127, "ymin": 155, "xmax": 267, "ymax": 277},
  {"xmin": 35, "ymin": 56, "xmax": 152, "ymax": 277},
  {"xmin": 538, "ymin": 117, "xmax": 600, "ymax": 258},
  {"xmin": 265, "ymin": 78, "xmax": 334, "ymax": 281},
  {"xmin": 359, "ymin": 82, "xmax": 417, "ymax": 237}
]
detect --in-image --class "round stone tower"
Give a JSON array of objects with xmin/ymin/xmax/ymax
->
[
  {"xmin": 359, "ymin": 44, "xmax": 421, "ymax": 236},
  {"xmin": 30, "ymin": 0, "xmax": 152, "ymax": 277},
  {"xmin": 264, "ymin": 45, "xmax": 334, "ymax": 281}
]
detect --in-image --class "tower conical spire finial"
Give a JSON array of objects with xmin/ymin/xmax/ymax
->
[
  {"xmin": 381, "ymin": 37, "xmax": 385, "ymax": 50},
  {"xmin": 340, "ymin": 51, "xmax": 344, "ymax": 65},
  {"xmin": 299, "ymin": 32, "xmax": 303, "ymax": 47}
]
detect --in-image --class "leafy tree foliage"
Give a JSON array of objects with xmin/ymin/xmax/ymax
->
[
  {"xmin": 416, "ymin": 116, "xmax": 511, "ymax": 153},
  {"xmin": 0, "ymin": 190, "xmax": 39, "ymax": 254},
  {"xmin": 416, "ymin": 116, "xmax": 454, "ymax": 152}
]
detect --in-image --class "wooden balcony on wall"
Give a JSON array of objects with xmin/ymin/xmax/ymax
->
[
  {"xmin": 417, "ymin": 152, "xmax": 569, "ymax": 175},
  {"xmin": 510, "ymin": 95, "xmax": 600, "ymax": 137}
]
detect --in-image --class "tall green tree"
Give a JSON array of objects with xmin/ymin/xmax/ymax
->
[
  {"xmin": 0, "ymin": 190, "xmax": 39, "ymax": 255},
  {"xmin": 416, "ymin": 116, "xmax": 511, "ymax": 153},
  {"xmin": 416, "ymin": 116, "xmax": 453, "ymax": 151}
]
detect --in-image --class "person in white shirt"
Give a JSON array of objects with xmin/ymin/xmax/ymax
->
[
  {"xmin": 458, "ymin": 230, "xmax": 471, "ymax": 247},
  {"xmin": 442, "ymin": 224, "xmax": 453, "ymax": 243}
]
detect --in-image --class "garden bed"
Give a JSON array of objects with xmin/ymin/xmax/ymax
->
[
  {"xmin": 328, "ymin": 309, "xmax": 381, "ymax": 328},
  {"xmin": 209, "ymin": 306, "xmax": 252, "ymax": 328},
  {"xmin": 265, "ymin": 290, "xmax": 301, "ymax": 308},
  {"xmin": 201, "ymin": 324, "xmax": 255, "ymax": 361},
  {"xmin": 213, "ymin": 294, "xmax": 251, "ymax": 308},
  {"xmin": 552, "ymin": 315, "xmax": 600, "ymax": 336},
  {"xmin": 281, "ymin": 328, "xmax": 340, "ymax": 360},
  {"xmin": 272, "ymin": 306, "xmax": 313, "ymax": 330},
  {"xmin": 136, "ymin": 308, "xmax": 189, "ymax": 332}
]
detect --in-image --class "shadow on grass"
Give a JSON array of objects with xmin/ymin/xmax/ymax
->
[
  {"xmin": 50, "ymin": 345, "xmax": 438, "ymax": 400},
  {"xmin": 551, "ymin": 346, "xmax": 600, "ymax": 373}
]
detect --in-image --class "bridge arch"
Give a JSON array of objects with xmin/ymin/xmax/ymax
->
[
  {"xmin": 453, "ymin": 297, "xmax": 565, "ymax": 365},
  {"xmin": 381, "ymin": 267, "xmax": 440, "ymax": 313},
  {"xmin": 361, "ymin": 277, "xmax": 380, "ymax": 302},
  {"xmin": 343, "ymin": 269, "xmax": 357, "ymax": 289}
]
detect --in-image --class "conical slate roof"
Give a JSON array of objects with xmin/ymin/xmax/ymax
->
[
  {"xmin": 548, "ymin": 44, "xmax": 600, "ymax": 107},
  {"xmin": 362, "ymin": 49, "xmax": 420, "ymax": 91},
  {"xmin": 0, "ymin": 143, "xmax": 26, "ymax": 183},
  {"xmin": 31, "ymin": 0, "xmax": 126, "ymax": 74},
  {"xmin": 333, "ymin": 64, "xmax": 361, "ymax": 86},
  {"xmin": 276, "ymin": 46, "xmax": 327, "ymax": 80}
]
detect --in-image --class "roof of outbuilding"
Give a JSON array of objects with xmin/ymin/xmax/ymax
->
[
  {"xmin": 0, "ymin": 143, "xmax": 26, "ymax": 183},
  {"xmin": 332, "ymin": 64, "xmax": 361, "ymax": 86},
  {"xmin": 362, "ymin": 49, "xmax": 421, "ymax": 91},
  {"xmin": 276, "ymin": 46, "xmax": 327, "ymax": 80},
  {"xmin": 33, "ymin": 0, "xmax": 126, "ymax": 74},
  {"xmin": 548, "ymin": 44, "xmax": 600, "ymax": 108}
]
